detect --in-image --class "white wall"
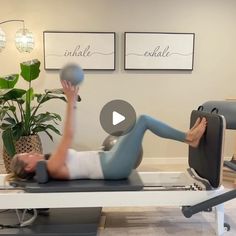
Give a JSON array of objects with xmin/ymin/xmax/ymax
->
[{"xmin": 1, "ymin": 0, "xmax": 236, "ymax": 159}]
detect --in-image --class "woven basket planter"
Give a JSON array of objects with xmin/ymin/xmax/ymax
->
[{"xmin": 2, "ymin": 134, "xmax": 43, "ymax": 173}]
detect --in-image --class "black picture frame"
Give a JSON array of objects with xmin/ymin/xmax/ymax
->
[
  {"xmin": 124, "ymin": 32, "xmax": 195, "ymax": 70},
  {"xmin": 43, "ymin": 31, "xmax": 116, "ymax": 70}
]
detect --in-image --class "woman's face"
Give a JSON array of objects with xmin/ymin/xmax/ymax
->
[{"xmin": 18, "ymin": 152, "xmax": 43, "ymax": 172}]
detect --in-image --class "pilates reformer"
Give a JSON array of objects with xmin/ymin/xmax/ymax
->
[{"xmin": 0, "ymin": 109, "xmax": 234, "ymax": 235}]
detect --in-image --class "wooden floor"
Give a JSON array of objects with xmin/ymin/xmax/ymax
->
[{"xmin": 99, "ymin": 203, "xmax": 236, "ymax": 236}]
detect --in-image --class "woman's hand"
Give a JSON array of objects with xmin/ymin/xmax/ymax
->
[{"xmin": 61, "ymin": 80, "xmax": 79, "ymax": 103}]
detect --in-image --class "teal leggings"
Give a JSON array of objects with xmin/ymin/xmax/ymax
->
[{"xmin": 99, "ymin": 115, "xmax": 186, "ymax": 179}]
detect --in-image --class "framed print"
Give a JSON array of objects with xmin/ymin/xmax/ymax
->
[
  {"xmin": 43, "ymin": 31, "xmax": 116, "ymax": 70},
  {"xmin": 124, "ymin": 32, "xmax": 195, "ymax": 70}
]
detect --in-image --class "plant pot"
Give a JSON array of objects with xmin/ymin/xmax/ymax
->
[{"xmin": 2, "ymin": 134, "xmax": 43, "ymax": 173}]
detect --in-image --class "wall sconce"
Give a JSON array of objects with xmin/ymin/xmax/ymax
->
[{"xmin": 0, "ymin": 19, "xmax": 34, "ymax": 53}]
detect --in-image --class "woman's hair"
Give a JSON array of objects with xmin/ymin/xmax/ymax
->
[{"xmin": 9, "ymin": 154, "xmax": 35, "ymax": 180}]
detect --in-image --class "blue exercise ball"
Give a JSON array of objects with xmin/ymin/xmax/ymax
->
[{"xmin": 60, "ymin": 63, "xmax": 84, "ymax": 86}]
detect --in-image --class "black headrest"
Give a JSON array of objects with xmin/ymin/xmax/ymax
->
[
  {"xmin": 189, "ymin": 110, "xmax": 225, "ymax": 188},
  {"xmin": 35, "ymin": 161, "xmax": 50, "ymax": 184},
  {"xmin": 201, "ymin": 101, "xmax": 236, "ymax": 129}
]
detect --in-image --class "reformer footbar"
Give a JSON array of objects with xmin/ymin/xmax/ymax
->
[{"xmin": 0, "ymin": 110, "xmax": 229, "ymax": 236}]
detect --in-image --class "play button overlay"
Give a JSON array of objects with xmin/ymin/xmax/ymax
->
[
  {"xmin": 112, "ymin": 111, "xmax": 125, "ymax": 125},
  {"xmin": 100, "ymin": 100, "xmax": 136, "ymax": 136}
]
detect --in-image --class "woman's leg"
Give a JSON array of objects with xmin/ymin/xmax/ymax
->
[{"xmin": 100, "ymin": 115, "xmax": 189, "ymax": 179}]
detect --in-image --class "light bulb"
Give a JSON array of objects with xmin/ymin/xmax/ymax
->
[
  {"xmin": 15, "ymin": 28, "xmax": 34, "ymax": 53},
  {"xmin": 0, "ymin": 27, "xmax": 6, "ymax": 52}
]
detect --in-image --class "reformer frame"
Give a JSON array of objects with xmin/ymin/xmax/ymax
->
[{"xmin": 0, "ymin": 171, "xmax": 227, "ymax": 235}]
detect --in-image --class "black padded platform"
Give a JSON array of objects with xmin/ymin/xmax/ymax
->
[
  {"xmin": 0, "ymin": 208, "xmax": 101, "ymax": 235},
  {"xmin": 189, "ymin": 110, "xmax": 225, "ymax": 188},
  {"xmin": 201, "ymin": 101, "xmax": 236, "ymax": 129},
  {"xmin": 10, "ymin": 170, "xmax": 143, "ymax": 193}
]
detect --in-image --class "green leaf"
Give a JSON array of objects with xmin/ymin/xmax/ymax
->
[
  {"xmin": 51, "ymin": 113, "xmax": 62, "ymax": 121},
  {"xmin": 8, "ymin": 106, "xmax": 16, "ymax": 113},
  {"xmin": 24, "ymin": 88, "xmax": 34, "ymax": 135},
  {"xmin": 3, "ymin": 117, "xmax": 16, "ymax": 125},
  {"xmin": 0, "ymin": 88, "xmax": 26, "ymax": 100},
  {"xmin": 12, "ymin": 122, "xmax": 24, "ymax": 140},
  {"xmin": 44, "ymin": 130, "xmax": 54, "ymax": 142},
  {"xmin": 25, "ymin": 88, "xmax": 34, "ymax": 103},
  {"xmin": 45, "ymin": 88, "xmax": 64, "ymax": 94},
  {"xmin": 45, "ymin": 124, "xmax": 61, "ymax": 135},
  {"xmin": 32, "ymin": 112, "xmax": 61, "ymax": 124},
  {"xmin": 31, "ymin": 125, "xmax": 58, "ymax": 141},
  {"xmin": 31, "ymin": 125, "xmax": 46, "ymax": 133},
  {"xmin": 2, "ymin": 129, "xmax": 16, "ymax": 157},
  {"xmin": 0, "ymin": 106, "xmax": 15, "ymax": 120},
  {"xmin": 41, "ymin": 89, "xmax": 81, "ymax": 102},
  {"xmin": 0, "ymin": 123, "xmax": 13, "ymax": 130},
  {"xmin": 20, "ymin": 59, "xmax": 40, "ymax": 82},
  {"xmin": 0, "ymin": 74, "xmax": 19, "ymax": 89},
  {"xmin": 35, "ymin": 93, "xmax": 67, "ymax": 104},
  {"xmin": 16, "ymin": 98, "xmax": 25, "ymax": 105},
  {"xmin": 32, "ymin": 124, "xmax": 61, "ymax": 136}
]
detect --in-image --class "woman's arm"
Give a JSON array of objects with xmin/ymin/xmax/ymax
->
[{"xmin": 47, "ymin": 80, "xmax": 79, "ymax": 177}]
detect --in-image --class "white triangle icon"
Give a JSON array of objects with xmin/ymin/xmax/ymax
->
[{"xmin": 112, "ymin": 111, "xmax": 125, "ymax": 126}]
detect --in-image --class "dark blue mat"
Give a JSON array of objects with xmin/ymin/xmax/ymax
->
[
  {"xmin": 11, "ymin": 170, "xmax": 143, "ymax": 193},
  {"xmin": 0, "ymin": 208, "xmax": 101, "ymax": 235}
]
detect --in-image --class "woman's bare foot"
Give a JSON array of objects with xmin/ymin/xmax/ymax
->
[
  {"xmin": 190, "ymin": 117, "xmax": 201, "ymax": 131},
  {"xmin": 186, "ymin": 117, "xmax": 207, "ymax": 148}
]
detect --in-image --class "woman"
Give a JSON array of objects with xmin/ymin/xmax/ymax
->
[{"xmin": 10, "ymin": 80, "xmax": 207, "ymax": 181}]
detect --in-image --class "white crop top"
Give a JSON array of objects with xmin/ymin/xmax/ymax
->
[{"xmin": 65, "ymin": 149, "xmax": 104, "ymax": 179}]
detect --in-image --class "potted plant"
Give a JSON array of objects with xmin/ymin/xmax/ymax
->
[{"xmin": 0, "ymin": 59, "xmax": 81, "ymax": 172}]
